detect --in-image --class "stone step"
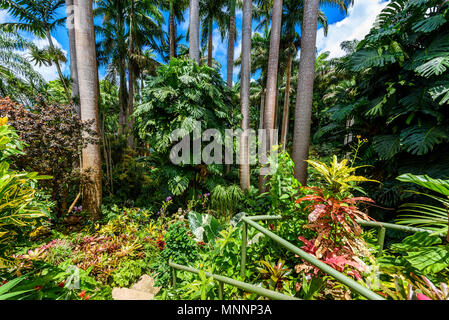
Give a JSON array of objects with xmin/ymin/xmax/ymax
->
[
  {"xmin": 112, "ymin": 274, "xmax": 161, "ymax": 300},
  {"xmin": 112, "ymin": 287, "xmax": 155, "ymax": 300}
]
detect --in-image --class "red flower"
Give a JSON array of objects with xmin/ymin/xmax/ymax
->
[
  {"xmin": 34, "ymin": 285, "xmax": 42, "ymax": 291},
  {"xmin": 84, "ymin": 295, "xmax": 90, "ymax": 300},
  {"xmin": 417, "ymin": 293, "xmax": 432, "ymax": 300},
  {"xmin": 79, "ymin": 290, "xmax": 86, "ymax": 298},
  {"xmin": 156, "ymin": 235, "xmax": 165, "ymax": 250},
  {"xmin": 1, "ymin": 280, "xmax": 8, "ymax": 286},
  {"xmin": 57, "ymin": 280, "xmax": 65, "ymax": 288}
]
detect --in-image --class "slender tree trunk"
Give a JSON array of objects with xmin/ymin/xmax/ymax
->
[
  {"xmin": 73, "ymin": 0, "xmax": 102, "ymax": 220},
  {"xmin": 118, "ymin": 58, "xmax": 127, "ymax": 136},
  {"xmin": 207, "ymin": 18, "xmax": 213, "ymax": 67},
  {"xmin": 189, "ymin": 0, "xmax": 200, "ymax": 63},
  {"xmin": 169, "ymin": 0, "xmax": 176, "ymax": 58},
  {"xmin": 127, "ymin": 0, "xmax": 135, "ymax": 149},
  {"xmin": 240, "ymin": 0, "xmax": 252, "ymax": 191},
  {"xmin": 280, "ymin": 54, "xmax": 292, "ymax": 150},
  {"xmin": 292, "ymin": 0, "xmax": 319, "ymax": 185},
  {"xmin": 258, "ymin": 88, "xmax": 265, "ymax": 192},
  {"xmin": 259, "ymin": 88, "xmax": 265, "ymax": 131},
  {"xmin": 226, "ymin": 0, "xmax": 236, "ymax": 89},
  {"xmin": 66, "ymin": 0, "xmax": 80, "ymax": 115},
  {"xmin": 46, "ymin": 29, "xmax": 70, "ymax": 100},
  {"xmin": 260, "ymin": 0, "xmax": 282, "ymax": 191}
]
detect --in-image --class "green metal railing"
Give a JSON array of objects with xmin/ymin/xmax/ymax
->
[
  {"xmin": 169, "ymin": 260, "xmax": 300, "ymax": 300},
  {"xmin": 355, "ymin": 219, "xmax": 436, "ymax": 255},
  {"xmin": 169, "ymin": 213, "xmax": 435, "ymax": 301},
  {"xmin": 240, "ymin": 215, "xmax": 385, "ymax": 300}
]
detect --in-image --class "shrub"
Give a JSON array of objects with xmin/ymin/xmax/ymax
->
[
  {"xmin": 153, "ymin": 221, "xmax": 199, "ymax": 286},
  {"xmin": 0, "ymin": 117, "xmax": 48, "ymax": 267},
  {"xmin": 134, "ymin": 58, "xmax": 239, "ymax": 201},
  {"xmin": 0, "ymin": 97, "xmax": 96, "ymax": 216}
]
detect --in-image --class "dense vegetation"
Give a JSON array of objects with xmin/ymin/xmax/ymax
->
[{"xmin": 0, "ymin": 0, "xmax": 448, "ymax": 301}]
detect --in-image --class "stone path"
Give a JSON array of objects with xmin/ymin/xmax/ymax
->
[{"xmin": 112, "ymin": 274, "xmax": 161, "ymax": 300}]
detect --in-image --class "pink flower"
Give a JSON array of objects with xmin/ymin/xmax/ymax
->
[{"xmin": 417, "ymin": 293, "xmax": 432, "ymax": 300}]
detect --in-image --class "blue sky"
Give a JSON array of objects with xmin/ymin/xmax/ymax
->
[{"xmin": 0, "ymin": 0, "xmax": 389, "ymax": 83}]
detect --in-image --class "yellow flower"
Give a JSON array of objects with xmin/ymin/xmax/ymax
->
[
  {"xmin": 356, "ymin": 135, "xmax": 362, "ymax": 139},
  {"xmin": 0, "ymin": 117, "xmax": 8, "ymax": 126}
]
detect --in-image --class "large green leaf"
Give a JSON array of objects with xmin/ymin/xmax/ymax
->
[
  {"xmin": 390, "ymin": 232, "xmax": 441, "ymax": 252},
  {"xmin": 400, "ymin": 126, "xmax": 448, "ymax": 156},
  {"xmin": 373, "ymin": 135, "xmax": 402, "ymax": 160},
  {"xmin": 396, "ymin": 173, "xmax": 449, "ymax": 196},
  {"xmin": 404, "ymin": 246, "xmax": 449, "ymax": 274},
  {"xmin": 187, "ymin": 211, "xmax": 222, "ymax": 244}
]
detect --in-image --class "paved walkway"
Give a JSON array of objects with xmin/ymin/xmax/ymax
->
[{"xmin": 112, "ymin": 275, "xmax": 161, "ymax": 300}]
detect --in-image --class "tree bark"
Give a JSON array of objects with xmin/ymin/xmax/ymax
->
[
  {"xmin": 240, "ymin": 0, "xmax": 252, "ymax": 191},
  {"xmin": 73, "ymin": 0, "xmax": 102, "ymax": 220},
  {"xmin": 66, "ymin": 0, "xmax": 80, "ymax": 115},
  {"xmin": 118, "ymin": 57, "xmax": 127, "ymax": 136},
  {"xmin": 169, "ymin": 0, "xmax": 176, "ymax": 58},
  {"xmin": 189, "ymin": 0, "xmax": 200, "ymax": 63},
  {"xmin": 226, "ymin": 0, "xmax": 236, "ymax": 89},
  {"xmin": 280, "ymin": 54, "xmax": 292, "ymax": 150},
  {"xmin": 207, "ymin": 18, "xmax": 213, "ymax": 67},
  {"xmin": 292, "ymin": 0, "xmax": 319, "ymax": 185},
  {"xmin": 260, "ymin": 0, "xmax": 282, "ymax": 191},
  {"xmin": 46, "ymin": 29, "xmax": 70, "ymax": 101},
  {"xmin": 127, "ymin": 0, "xmax": 135, "ymax": 149}
]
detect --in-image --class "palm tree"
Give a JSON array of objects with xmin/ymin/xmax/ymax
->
[
  {"xmin": 189, "ymin": 0, "xmax": 200, "ymax": 62},
  {"xmin": 0, "ymin": 0, "xmax": 70, "ymax": 100},
  {"xmin": 279, "ymin": 0, "xmax": 331, "ymax": 151},
  {"xmin": 126, "ymin": 0, "xmax": 163, "ymax": 148},
  {"xmin": 66, "ymin": 0, "xmax": 80, "ymax": 115},
  {"xmin": 0, "ymin": 30, "xmax": 44, "ymax": 104},
  {"xmin": 95, "ymin": 0, "xmax": 128, "ymax": 136},
  {"xmin": 199, "ymin": 0, "xmax": 228, "ymax": 67},
  {"xmin": 256, "ymin": 0, "xmax": 283, "ymax": 192},
  {"xmin": 240, "ymin": 0, "xmax": 252, "ymax": 191},
  {"xmin": 73, "ymin": 0, "xmax": 102, "ymax": 219},
  {"xmin": 291, "ymin": 0, "xmax": 353, "ymax": 184},
  {"xmin": 226, "ymin": 0, "xmax": 237, "ymax": 88},
  {"xmin": 163, "ymin": 0, "xmax": 188, "ymax": 59}
]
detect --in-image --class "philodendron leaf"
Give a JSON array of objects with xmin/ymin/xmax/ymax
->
[
  {"xmin": 397, "ymin": 173, "xmax": 449, "ymax": 196},
  {"xmin": 390, "ymin": 232, "xmax": 442, "ymax": 252},
  {"xmin": 405, "ymin": 246, "xmax": 449, "ymax": 274},
  {"xmin": 187, "ymin": 211, "xmax": 222, "ymax": 244}
]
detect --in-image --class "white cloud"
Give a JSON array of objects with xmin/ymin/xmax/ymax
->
[
  {"xmin": 1, "ymin": 9, "xmax": 68, "ymax": 82},
  {"xmin": 19, "ymin": 36, "xmax": 69, "ymax": 82},
  {"xmin": 316, "ymin": 0, "xmax": 390, "ymax": 58},
  {"xmin": 0, "ymin": 10, "xmax": 9, "ymax": 23}
]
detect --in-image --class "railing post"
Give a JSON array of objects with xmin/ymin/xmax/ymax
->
[
  {"xmin": 377, "ymin": 227, "xmax": 386, "ymax": 256},
  {"xmin": 218, "ymin": 281, "xmax": 224, "ymax": 299},
  {"xmin": 240, "ymin": 221, "xmax": 247, "ymax": 279},
  {"xmin": 172, "ymin": 266, "xmax": 177, "ymax": 288}
]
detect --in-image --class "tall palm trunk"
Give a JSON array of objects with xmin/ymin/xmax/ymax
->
[
  {"xmin": 257, "ymin": 88, "xmax": 265, "ymax": 192},
  {"xmin": 74, "ymin": 0, "xmax": 102, "ymax": 220},
  {"xmin": 46, "ymin": 29, "xmax": 70, "ymax": 100},
  {"xmin": 260, "ymin": 0, "xmax": 282, "ymax": 191},
  {"xmin": 226, "ymin": 0, "xmax": 236, "ymax": 89},
  {"xmin": 169, "ymin": 0, "xmax": 176, "ymax": 58},
  {"xmin": 66, "ymin": 0, "xmax": 80, "ymax": 115},
  {"xmin": 280, "ymin": 54, "xmax": 292, "ymax": 150},
  {"xmin": 207, "ymin": 18, "xmax": 213, "ymax": 67},
  {"xmin": 118, "ymin": 58, "xmax": 127, "ymax": 136},
  {"xmin": 240, "ymin": 0, "xmax": 252, "ymax": 191},
  {"xmin": 292, "ymin": 0, "xmax": 319, "ymax": 185},
  {"xmin": 127, "ymin": 0, "xmax": 135, "ymax": 149},
  {"xmin": 189, "ymin": 0, "xmax": 200, "ymax": 63}
]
